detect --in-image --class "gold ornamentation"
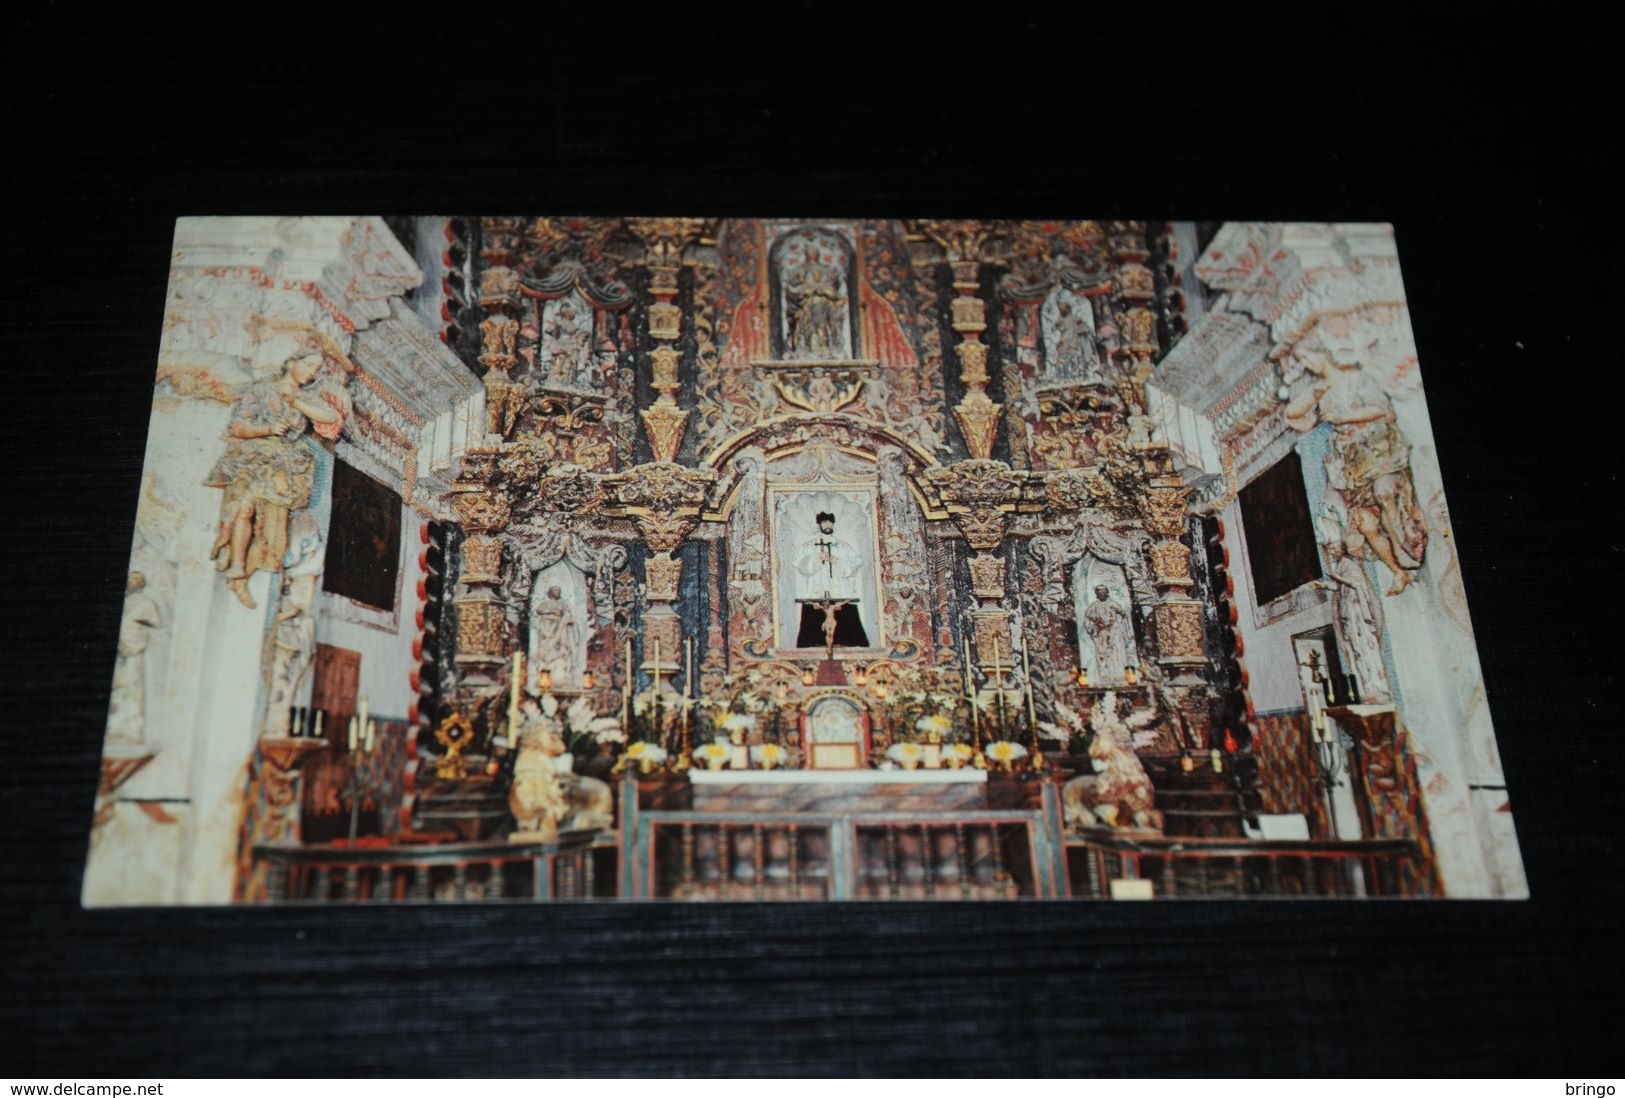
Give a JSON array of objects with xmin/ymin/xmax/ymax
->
[
  {"xmin": 753, "ymin": 361, "xmax": 877, "ymax": 414},
  {"xmin": 645, "ymin": 552, "xmax": 682, "ymax": 602},
  {"xmin": 955, "ymin": 341, "xmax": 989, "ymax": 387},
  {"xmin": 478, "ymin": 266, "xmax": 521, "ymax": 309},
  {"xmin": 1153, "ymin": 600, "xmax": 1206, "ymax": 660},
  {"xmin": 461, "ymin": 534, "xmax": 504, "ymax": 585},
  {"xmin": 1142, "ymin": 483, "xmax": 1191, "ymax": 539},
  {"xmin": 951, "ymin": 297, "xmax": 986, "ymax": 333},
  {"xmin": 1122, "ymin": 307, "xmax": 1158, "ymax": 356},
  {"xmin": 648, "ymin": 346, "xmax": 682, "ymax": 394},
  {"xmin": 956, "ymin": 507, "xmax": 1008, "ymax": 552},
  {"xmin": 972, "ymin": 610, "xmax": 1012, "ymax": 668},
  {"xmin": 953, "ymin": 391, "xmax": 1003, "ymax": 460},
  {"xmin": 478, "ymin": 313, "xmax": 519, "ymax": 369},
  {"xmin": 911, "ymin": 220, "xmax": 996, "ymax": 264},
  {"xmin": 433, "ymin": 713, "xmax": 478, "ymax": 780},
  {"xmin": 533, "ymin": 391, "xmax": 607, "ymax": 435},
  {"xmin": 454, "ymin": 596, "xmax": 507, "ymax": 661},
  {"xmin": 639, "ymin": 402, "xmax": 691, "ymax": 464},
  {"xmin": 1118, "ymin": 263, "xmax": 1155, "ymax": 302},
  {"xmin": 633, "ymin": 510, "xmax": 698, "ymax": 555},
  {"xmin": 609, "ymin": 461, "xmax": 716, "ymax": 513},
  {"xmin": 648, "ymin": 302, "xmax": 682, "ymax": 342},
  {"xmin": 1149, "ymin": 540, "xmax": 1193, "ymax": 586},
  {"xmin": 624, "ymin": 216, "xmax": 710, "ymax": 264},
  {"xmin": 969, "ymin": 553, "xmax": 1005, "ymax": 600},
  {"xmin": 641, "ymin": 610, "xmax": 683, "ymax": 666},
  {"xmin": 448, "ymin": 484, "xmax": 512, "ymax": 533}
]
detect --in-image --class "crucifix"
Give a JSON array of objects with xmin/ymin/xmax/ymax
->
[{"xmin": 796, "ymin": 593, "xmax": 855, "ymax": 661}]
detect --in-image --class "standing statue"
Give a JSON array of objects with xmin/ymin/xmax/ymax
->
[
  {"xmin": 544, "ymin": 295, "xmax": 595, "ymax": 385},
  {"xmin": 792, "ymin": 511, "xmax": 869, "ymax": 648},
  {"xmin": 265, "ymin": 514, "xmax": 324, "ymax": 738},
  {"xmin": 1041, "ymin": 286, "xmax": 1101, "ymax": 382},
  {"xmin": 205, "ymin": 353, "xmax": 348, "ymax": 608},
  {"xmin": 1081, "ymin": 583, "xmax": 1135, "ymax": 683},
  {"xmin": 108, "ymin": 572, "xmax": 162, "ymax": 746},
  {"xmin": 1317, "ymin": 501, "xmax": 1395, "ymax": 704},
  {"xmin": 1285, "ymin": 345, "xmax": 1427, "ymax": 595},
  {"xmin": 480, "ymin": 313, "xmax": 524, "ymax": 440},
  {"xmin": 531, "ymin": 584, "xmax": 582, "ymax": 687},
  {"xmin": 785, "ymin": 259, "xmax": 846, "ymax": 359}
]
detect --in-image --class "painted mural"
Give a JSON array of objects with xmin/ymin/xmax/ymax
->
[{"xmin": 81, "ymin": 217, "xmax": 1526, "ymax": 906}]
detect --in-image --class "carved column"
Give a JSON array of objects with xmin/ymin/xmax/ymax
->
[
  {"xmin": 606, "ymin": 460, "xmax": 717, "ymax": 676},
  {"xmin": 448, "ymin": 454, "xmax": 513, "ymax": 694},
  {"xmin": 626, "ymin": 218, "xmax": 707, "ymax": 465},
  {"xmin": 923, "ymin": 459, "xmax": 1036, "ymax": 672}
]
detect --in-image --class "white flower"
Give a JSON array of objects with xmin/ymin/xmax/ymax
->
[
  {"xmin": 721, "ymin": 712, "xmax": 755, "ymax": 733},
  {"xmin": 985, "ymin": 740, "xmax": 1029, "ymax": 762},
  {"xmin": 624, "ymin": 742, "xmax": 667, "ymax": 763},
  {"xmin": 591, "ymin": 718, "xmax": 626, "ymax": 745},
  {"xmin": 914, "ymin": 714, "xmax": 951, "ymax": 735},
  {"xmin": 886, "ymin": 742, "xmax": 924, "ymax": 762},
  {"xmin": 1036, "ymin": 721, "xmax": 1072, "ymax": 743},
  {"xmin": 942, "ymin": 743, "xmax": 973, "ymax": 761},
  {"xmin": 694, "ymin": 743, "xmax": 729, "ymax": 762},
  {"xmin": 749, "ymin": 743, "xmax": 785, "ymax": 763}
]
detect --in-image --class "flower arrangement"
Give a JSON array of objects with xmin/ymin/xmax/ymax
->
[
  {"xmin": 984, "ymin": 740, "xmax": 1029, "ymax": 770},
  {"xmin": 914, "ymin": 713, "xmax": 951, "ymax": 739},
  {"xmin": 941, "ymin": 742, "xmax": 974, "ymax": 769},
  {"xmin": 749, "ymin": 742, "xmax": 787, "ymax": 770},
  {"xmin": 720, "ymin": 712, "xmax": 755, "ymax": 740},
  {"xmin": 885, "ymin": 741, "xmax": 925, "ymax": 769},
  {"xmin": 694, "ymin": 742, "xmax": 730, "ymax": 770},
  {"xmin": 622, "ymin": 740, "xmax": 668, "ymax": 774}
]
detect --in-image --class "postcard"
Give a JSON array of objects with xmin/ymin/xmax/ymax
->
[{"xmin": 82, "ymin": 217, "xmax": 1526, "ymax": 904}]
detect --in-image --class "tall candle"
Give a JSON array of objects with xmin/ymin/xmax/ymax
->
[
  {"xmin": 348, "ymin": 715, "xmax": 358, "ymax": 752},
  {"xmin": 623, "ymin": 638, "xmax": 633, "ymax": 730},
  {"xmin": 313, "ymin": 711, "xmax": 323, "ymax": 741},
  {"xmin": 509, "ymin": 651, "xmax": 522, "ymax": 730},
  {"xmin": 365, "ymin": 719, "xmax": 376, "ymax": 753},
  {"xmin": 963, "ymin": 634, "xmax": 981, "ymax": 745},
  {"xmin": 359, "ymin": 696, "xmax": 368, "ymax": 735},
  {"xmin": 1020, "ymin": 634, "xmax": 1038, "ymax": 729}
]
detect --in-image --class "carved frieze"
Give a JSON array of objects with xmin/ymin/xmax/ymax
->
[
  {"xmin": 1148, "ymin": 540, "xmax": 1194, "ymax": 587},
  {"xmin": 924, "ymin": 460, "xmax": 1035, "ymax": 552},
  {"xmin": 1152, "ymin": 599, "xmax": 1206, "ymax": 663},
  {"xmin": 454, "ymin": 595, "xmax": 508, "ymax": 663},
  {"xmin": 461, "ymin": 534, "xmax": 504, "ymax": 586},
  {"xmin": 969, "ymin": 553, "xmax": 1006, "ymax": 600},
  {"xmin": 645, "ymin": 552, "xmax": 682, "ymax": 603}
]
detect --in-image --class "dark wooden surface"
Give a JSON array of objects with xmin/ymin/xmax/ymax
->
[{"xmin": 3, "ymin": 16, "xmax": 1619, "ymax": 1077}]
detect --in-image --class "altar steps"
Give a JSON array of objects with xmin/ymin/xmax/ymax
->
[{"xmin": 1141, "ymin": 755, "xmax": 1263, "ymax": 839}]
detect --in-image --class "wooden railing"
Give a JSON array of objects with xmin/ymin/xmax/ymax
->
[
  {"xmin": 1066, "ymin": 833, "xmax": 1418, "ymax": 898},
  {"xmin": 252, "ymin": 833, "xmax": 601, "ymax": 902},
  {"xmin": 622, "ymin": 807, "xmax": 1067, "ymax": 900}
]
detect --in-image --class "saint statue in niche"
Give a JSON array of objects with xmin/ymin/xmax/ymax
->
[
  {"xmin": 1074, "ymin": 559, "xmax": 1137, "ymax": 684},
  {"xmin": 776, "ymin": 230, "xmax": 851, "ymax": 360},
  {"xmin": 1041, "ymin": 285, "xmax": 1102, "ymax": 383},
  {"xmin": 793, "ymin": 511, "xmax": 870, "ymax": 649},
  {"xmin": 1285, "ymin": 344, "xmax": 1428, "ymax": 596},
  {"xmin": 205, "ymin": 353, "xmax": 349, "ymax": 609},
  {"xmin": 107, "ymin": 572, "xmax": 162, "ymax": 746},
  {"xmin": 542, "ymin": 291, "xmax": 596, "ymax": 387},
  {"xmin": 531, "ymin": 583, "xmax": 583, "ymax": 687}
]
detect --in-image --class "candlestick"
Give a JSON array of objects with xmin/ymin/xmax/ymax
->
[
  {"xmin": 1020, "ymin": 634, "xmax": 1038, "ymax": 729},
  {"xmin": 509, "ymin": 652, "xmax": 522, "ymax": 731},
  {"xmin": 682, "ymin": 639, "xmax": 692, "ymax": 757},
  {"xmin": 623, "ymin": 638, "xmax": 633, "ymax": 732},
  {"xmin": 963, "ymin": 634, "xmax": 981, "ymax": 748},
  {"xmin": 991, "ymin": 635, "xmax": 1008, "ymax": 738}
]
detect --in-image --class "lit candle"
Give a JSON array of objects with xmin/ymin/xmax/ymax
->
[
  {"xmin": 1077, "ymin": 668, "xmax": 1090, "ymax": 689},
  {"xmin": 365, "ymin": 719, "xmax": 376, "ymax": 753},
  {"xmin": 348, "ymin": 715, "xmax": 358, "ymax": 752}
]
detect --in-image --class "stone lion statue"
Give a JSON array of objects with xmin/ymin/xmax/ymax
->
[
  {"xmin": 509, "ymin": 698, "xmax": 614, "ymax": 841},
  {"xmin": 1046, "ymin": 694, "xmax": 1164, "ymax": 833}
]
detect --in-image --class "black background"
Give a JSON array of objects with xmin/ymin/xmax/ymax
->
[{"xmin": 3, "ymin": 11, "xmax": 1620, "ymax": 1078}]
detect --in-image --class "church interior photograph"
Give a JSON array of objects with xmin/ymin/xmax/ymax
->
[{"xmin": 82, "ymin": 215, "xmax": 1528, "ymax": 905}]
